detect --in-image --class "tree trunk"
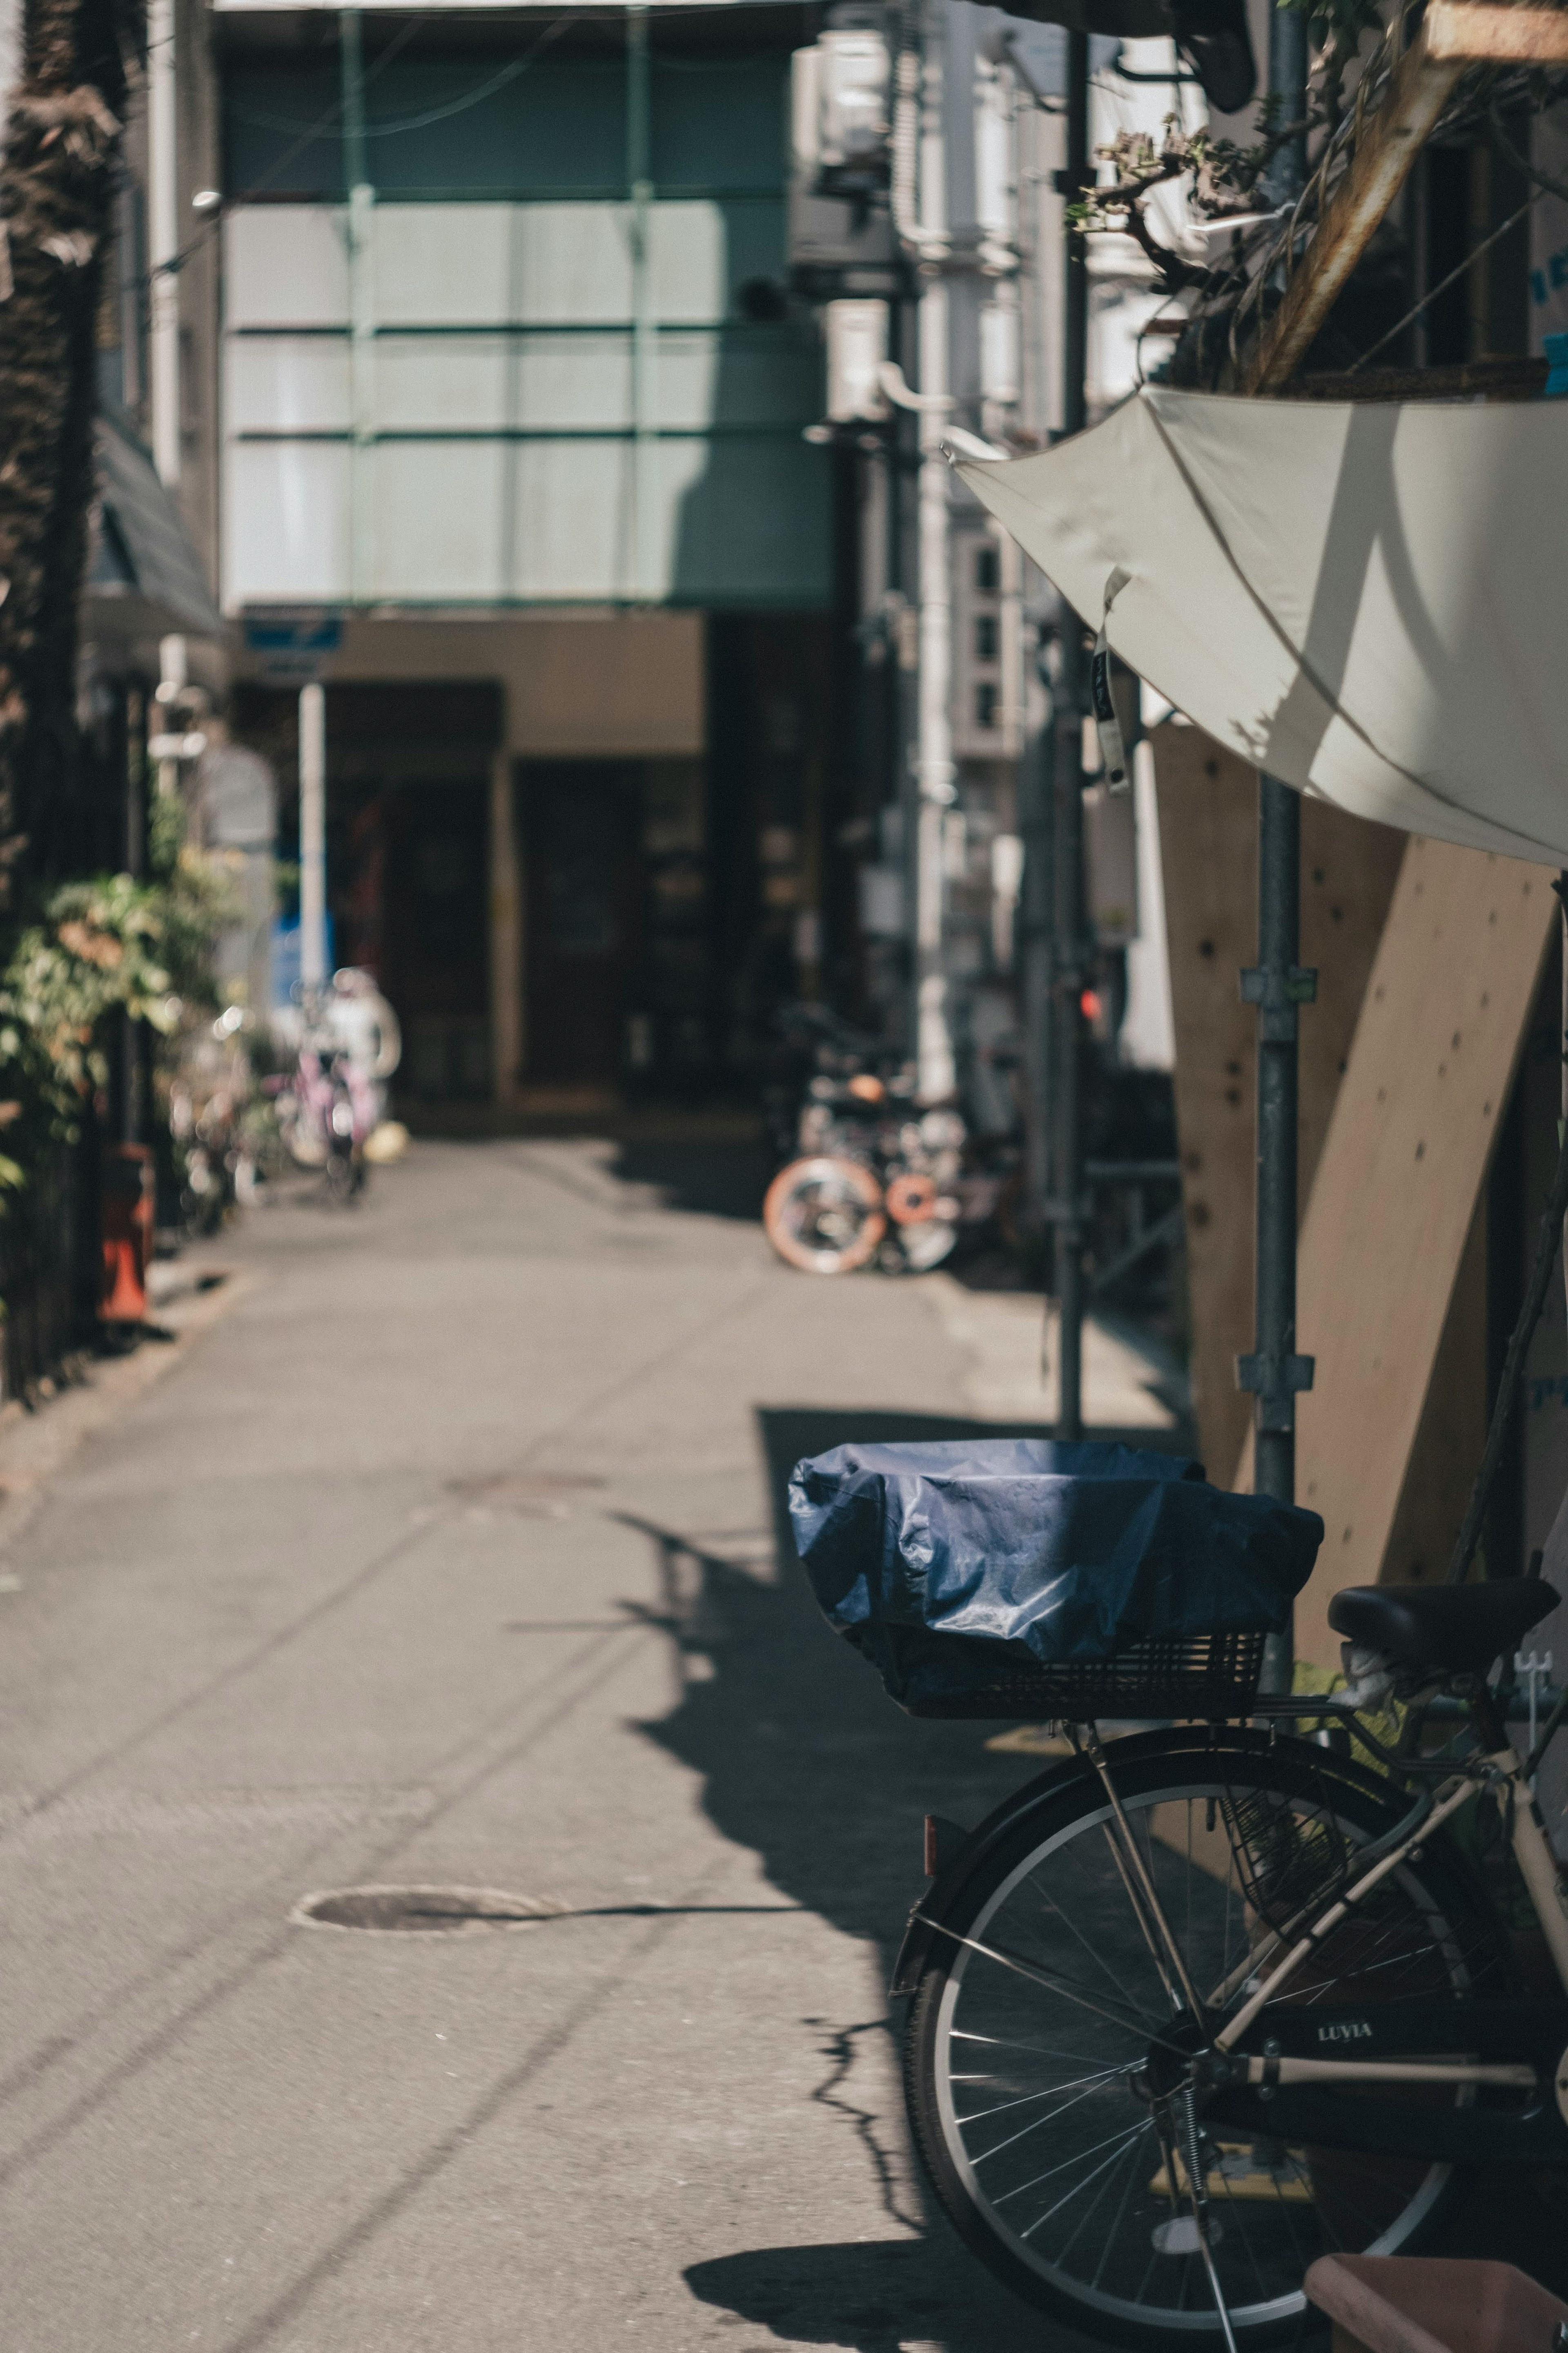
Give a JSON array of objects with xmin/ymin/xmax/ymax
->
[{"xmin": 0, "ymin": 0, "xmax": 128, "ymax": 895}]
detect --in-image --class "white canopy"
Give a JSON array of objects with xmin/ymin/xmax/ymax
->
[{"xmin": 956, "ymin": 389, "xmax": 1568, "ymax": 866}]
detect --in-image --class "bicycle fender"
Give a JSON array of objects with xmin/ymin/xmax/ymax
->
[
  {"xmin": 889, "ymin": 1721, "xmax": 1278, "ymax": 1998},
  {"xmin": 889, "ymin": 1722, "xmax": 1429, "ymax": 1995}
]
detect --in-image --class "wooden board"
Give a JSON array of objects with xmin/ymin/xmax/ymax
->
[
  {"xmin": 1238, "ymin": 839, "xmax": 1556, "ymax": 1669},
  {"xmin": 1246, "ymin": 22, "xmax": 1463, "ymax": 394},
  {"xmin": 1380, "ymin": 1200, "xmax": 1487, "ymax": 1585},
  {"xmin": 1427, "ymin": 0, "xmax": 1568, "ymax": 60},
  {"xmin": 1152, "ymin": 725, "xmax": 1404, "ymax": 1480}
]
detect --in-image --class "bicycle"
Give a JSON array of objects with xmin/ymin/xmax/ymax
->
[
  {"xmin": 897, "ymin": 1573, "xmax": 1568, "ymax": 2352},
  {"xmin": 273, "ymin": 972, "xmax": 395, "ymax": 1203}
]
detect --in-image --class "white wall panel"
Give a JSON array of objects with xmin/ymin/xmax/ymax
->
[
  {"xmin": 372, "ymin": 442, "xmax": 505, "ymax": 600},
  {"xmin": 224, "ymin": 207, "xmax": 348, "ymax": 328},
  {"xmin": 225, "ymin": 336, "xmax": 351, "ymax": 434},
  {"xmin": 374, "ymin": 203, "xmax": 634, "ymax": 326},
  {"xmin": 657, "ymin": 332, "xmax": 820, "ymax": 429},
  {"xmin": 221, "ymin": 200, "xmax": 827, "ymax": 608},
  {"xmin": 371, "ymin": 439, "xmax": 638, "ymax": 602},
  {"xmin": 375, "ymin": 333, "xmax": 634, "ymax": 431},
  {"xmin": 648, "ymin": 202, "xmax": 726, "ymax": 323},
  {"xmin": 224, "ymin": 441, "xmax": 349, "ymax": 603},
  {"xmin": 654, "ymin": 433, "xmax": 830, "ymax": 605},
  {"xmin": 505, "ymin": 441, "xmax": 637, "ymax": 600}
]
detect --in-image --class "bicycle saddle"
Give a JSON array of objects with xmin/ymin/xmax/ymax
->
[{"xmin": 1328, "ymin": 1578, "xmax": 1557, "ymax": 1679}]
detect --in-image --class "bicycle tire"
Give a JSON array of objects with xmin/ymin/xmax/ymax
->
[
  {"xmin": 903, "ymin": 1730, "xmax": 1515, "ymax": 2353},
  {"xmin": 762, "ymin": 1156, "xmax": 885, "ymax": 1274}
]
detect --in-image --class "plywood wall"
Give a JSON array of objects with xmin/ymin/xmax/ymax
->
[
  {"xmin": 1379, "ymin": 1202, "xmax": 1488, "ymax": 1586},
  {"xmin": 1152, "ymin": 725, "xmax": 1405, "ymax": 1479},
  {"xmin": 1258, "ymin": 840, "xmax": 1555, "ymax": 1670}
]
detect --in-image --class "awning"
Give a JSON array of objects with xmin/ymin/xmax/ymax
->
[
  {"xmin": 86, "ymin": 406, "xmax": 225, "ymax": 649},
  {"xmin": 956, "ymin": 388, "xmax": 1568, "ymax": 867}
]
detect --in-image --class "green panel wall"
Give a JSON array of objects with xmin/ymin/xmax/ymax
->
[{"xmin": 222, "ymin": 36, "xmax": 829, "ymax": 609}]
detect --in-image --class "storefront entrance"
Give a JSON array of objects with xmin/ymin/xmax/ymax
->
[{"xmin": 521, "ymin": 762, "xmax": 646, "ymax": 1086}]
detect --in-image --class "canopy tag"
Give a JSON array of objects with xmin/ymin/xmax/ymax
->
[{"xmin": 1091, "ymin": 567, "xmax": 1133, "ymax": 796}]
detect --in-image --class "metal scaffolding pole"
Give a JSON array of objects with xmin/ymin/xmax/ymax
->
[
  {"xmin": 1239, "ymin": 784, "xmax": 1315, "ymax": 1520},
  {"xmin": 299, "ymin": 682, "xmax": 328, "ymax": 998},
  {"xmin": 1241, "ymin": 4, "xmax": 1315, "ymax": 1690},
  {"xmin": 340, "ymin": 9, "xmax": 374, "ymax": 607},
  {"xmin": 147, "ymin": 0, "xmax": 179, "ymax": 492},
  {"xmin": 913, "ymin": 0, "xmax": 957, "ymax": 1106},
  {"xmin": 1050, "ymin": 29, "xmax": 1090, "ymax": 1439},
  {"xmin": 1018, "ymin": 674, "xmax": 1055, "ymax": 1229}
]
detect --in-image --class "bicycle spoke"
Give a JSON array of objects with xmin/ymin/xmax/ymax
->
[
  {"xmin": 1020, "ymin": 2141, "xmax": 1159, "ymax": 2250},
  {"xmin": 994, "ymin": 2117, "xmax": 1154, "ymax": 2210},
  {"xmin": 924, "ymin": 1916, "xmax": 1160, "ymax": 2043},
  {"xmin": 1091, "ymin": 2125, "xmax": 1149, "ymax": 2291},
  {"xmin": 957, "ymin": 2061, "xmax": 1124, "ymax": 2127},
  {"xmin": 1214, "ymin": 2163, "xmax": 1270, "ymax": 2305},
  {"xmin": 1056, "ymin": 2115, "xmax": 1146, "ymax": 2269},
  {"xmin": 1057, "ymin": 1820, "xmax": 1196, "ymax": 2038},
  {"xmin": 1027, "ymin": 1866, "xmax": 1165, "ymax": 2031},
  {"xmin": 950, "ymin": 2027, "xmax": 1130, "ymax": 2068},
  {"xmin": 968, "ymin": 2074, "xmax": 1121, "ymax": 2165}
]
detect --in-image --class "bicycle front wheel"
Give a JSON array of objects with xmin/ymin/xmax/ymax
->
[
  {"xmin": 762, "ymin": 1156, "xmax": 885, "ymax": 1274},
  {"xmin": 904, "ymin": 1732, "xmax": 1514, "ymax": 2351}
]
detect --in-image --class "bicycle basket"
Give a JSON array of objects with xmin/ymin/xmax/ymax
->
[
  {"xmin": 789, "ymin": 1439, "xmax": 1322, "ymax": 1722},
  {"xmin": 1221, "ymin": 1772, "xmax": 1352, "ymax": 1934},
  {"xmin": 896, "ymin": 1629, "xmax": 1267, "ymax": 1721}
]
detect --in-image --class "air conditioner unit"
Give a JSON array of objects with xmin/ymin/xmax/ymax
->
[
  {"xmin": 787, "ymin": 28, "xmax": 898, "ymax": 288},
  {"xmin": 817, "ymin": 29, "xmax": 891, "ymax": 175},
  {"xmin": 825, "ymin": 299, "xmax": 889, "ymax": 421},
  {"xmin": 951, "ymin": 527, "xmax": 1018, "ymax": 759}
]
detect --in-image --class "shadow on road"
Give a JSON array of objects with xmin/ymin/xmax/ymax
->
[
  {"xmin": 610, "ymin": 1139, "xmax": 772, "ymax": 1221},
  {"xmin": 634, "ymin": 1405, "xmax": 1190, "ymax": 2351},
  {"xmin": 684, "ymin": 2237, "xmax": 1075, "ymax": 2352}
]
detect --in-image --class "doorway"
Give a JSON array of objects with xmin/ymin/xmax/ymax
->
[
  {"xmin": 521, "ymin": 762, "xmax": 646, "ymax": 1085},
  {"xmin": 381, "ymin": 784, "xmax": 492, "ymax": 1101}
]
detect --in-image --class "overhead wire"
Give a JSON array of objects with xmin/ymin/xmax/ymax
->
[
  {"xmin": 139, "ymin": 9, "xmax": 586, "ymax": 296},
  {"xmin": 1348, "ymin": 187, "xmax": 1540, "ymax": 373},
  {"xmin": 136, "ymin": 11, "xmax": 426, "ymax": 292},
  {"xmin": 229, "ymin": 19, "xmax": 600, "ymax": 142}
]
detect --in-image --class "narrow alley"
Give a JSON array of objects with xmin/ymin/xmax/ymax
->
[{"xmin": 0, "ymin": 1144, "xmax": 1174, "ymax": 2353}]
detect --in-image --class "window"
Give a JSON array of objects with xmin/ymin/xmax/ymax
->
[
  {"xmin": 974, "ymin": 545, "xmax": 999, "ymax": 591},
  {"xmin": 974, "ymin": 614, "xmax": 998, "ymax": 664},
  {"xmin": 975, "ymin": 682, "xmax": 999, "ymax": 731}
]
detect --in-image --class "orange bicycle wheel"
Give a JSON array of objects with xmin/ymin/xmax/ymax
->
[{"xmin": 763, "ymin": 1156, "xmax": 886, "ymax": 1274}]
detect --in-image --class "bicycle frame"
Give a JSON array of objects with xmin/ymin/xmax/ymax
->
[
  {"xmin": 1212, "ymin": 1744, "xmax": 1566, "ymax": 2081},
  {"xmin": 1091, "ymin": 1723, "xmax": 1568, "ymax": 2119}
]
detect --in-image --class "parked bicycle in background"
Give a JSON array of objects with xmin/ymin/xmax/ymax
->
[
  {"xmin": 272, "ymin": 968, "xmax": 403, "ymax": 1203},
  {"xmin": 761, "ymin": 1002, "xmax": 1011, "ymax": 1275}
]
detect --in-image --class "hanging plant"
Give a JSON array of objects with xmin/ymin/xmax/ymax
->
[{"xmin": 0, "ymin": 796, "xmax": 241, "ymax": 1206}]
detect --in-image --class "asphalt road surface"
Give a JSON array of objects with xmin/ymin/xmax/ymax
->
[{"xmin": 0, "ymin": 1137, "xmax": 1125, "ymax": 2353}]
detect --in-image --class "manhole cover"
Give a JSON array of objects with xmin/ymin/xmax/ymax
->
[
  {"xmin": 292, "ymin": 1885, "xmax": 566, "ymax": 1934},
  {"xmin": 446, "ymin": 1474, "xmax": 605, "ymax": 1519}
]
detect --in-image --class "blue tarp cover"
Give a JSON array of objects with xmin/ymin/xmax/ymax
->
[{"xmin": 788, "ymin": 1439, "xmax": 1323, "ymax": 1709}]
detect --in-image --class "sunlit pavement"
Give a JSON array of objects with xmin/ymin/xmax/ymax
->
[{"xmin": 0, "ymin": 1140, "xmax": 1172, "ymax": 2353}]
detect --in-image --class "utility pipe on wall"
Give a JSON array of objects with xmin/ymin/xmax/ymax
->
[
  {"xmin": 147, "ymin": 0, "xmax": 179, "ymax": 490},
  {"xmin": 913, "ymin": 0, "xmax": 956, "ymax": 1106},
  {"xmin": 1244, "ymin": 1, "xmax": 1316, "ymax": 1692},
  {"xmin": 340, "ymin": 10, "xmax": 375, "ymax": 606},
  {"xmin": 299, "ymin": 684, "xmax": 327, "ymax": 996},
  {"xmin": 626, "ymin": 4, "xmax": 656, "ymax": 604},
  {"xmin": 148, "ymin": 0, "xmax": 187, "ymax": 711},
  {"xmin": 1050, "ymin": 28, "xmax": 1090, "ymax": 1441}
]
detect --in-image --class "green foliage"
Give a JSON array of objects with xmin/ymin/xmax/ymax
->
[
  {"xmin": 1291, "ymin": 1654, "xmax": 1406, "ymax": 1778},
  {"xmin": 0, "ymin": 794, "xmax": 241, "ymax": 1202}
]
